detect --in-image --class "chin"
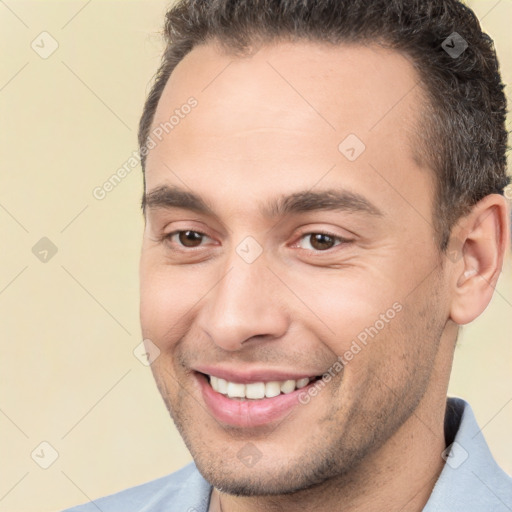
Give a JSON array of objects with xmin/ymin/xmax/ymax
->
[
  {"xmin": 191, "ymin": 447, "xmax": 356, "ymax": 498},
  {"xmin": 197, "ymin": 466, "xmax": 319, "ymax": 497}
]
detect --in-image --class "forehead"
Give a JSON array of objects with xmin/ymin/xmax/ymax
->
[
  {"xmin": 149, "ymin": 39, "xmax": 423, "ymax": 137},
  {"xmin": 144, "ymin": 40, "xmax": 431, "ymax": 222}
]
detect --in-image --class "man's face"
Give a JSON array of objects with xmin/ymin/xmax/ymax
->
[{"xmin": 140, "ymin": 41, "xmax": 453, "ymax": 495}]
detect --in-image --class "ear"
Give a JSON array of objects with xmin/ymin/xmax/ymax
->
[{"xmin": 448, "ymin": 194, "xmax": 510, "ymax": 325}]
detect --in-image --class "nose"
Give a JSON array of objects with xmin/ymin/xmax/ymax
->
[{"xmin": 197, "ymin": 253, "xmax": 290, "ymax": 351}]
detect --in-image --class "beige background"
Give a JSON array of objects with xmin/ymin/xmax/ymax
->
[{"xmin": 0, "ymin": 1, "xmax": 511, "ymax": 511}]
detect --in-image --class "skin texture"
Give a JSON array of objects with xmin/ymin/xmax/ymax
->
[{"xmin": 139, "ymin": 41, "xmax": 509, "ymax": 512}]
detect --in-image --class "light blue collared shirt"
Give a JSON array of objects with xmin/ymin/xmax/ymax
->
[{"xmin": 62, "ymin": 397, "xmax": 512, "ymax": 511}]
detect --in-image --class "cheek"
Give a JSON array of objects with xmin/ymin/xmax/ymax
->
[
  {"xmin": 139, "ymin": 261, "xmax": 212, "ymax": 342},
  {"xmin": 292, "ymin": 268, "xmax": 403, "ymax": 354},
  {"xmin": 140, "ymin": 261, "xmax": 182, "ymax": 338}
]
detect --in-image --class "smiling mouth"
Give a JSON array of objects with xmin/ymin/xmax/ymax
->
[{"xmin": 200, "ymin": 372, "xmax": 323, "ymax": 400}]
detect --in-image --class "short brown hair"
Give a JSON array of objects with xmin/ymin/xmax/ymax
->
[{"xmin": 139, "ymin": 0, "xmax": 509, "ymax": 249}]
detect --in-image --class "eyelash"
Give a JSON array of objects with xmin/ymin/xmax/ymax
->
[{"xmin": 163, "ymin": 229, "xmax": 350, "ymax": 253}]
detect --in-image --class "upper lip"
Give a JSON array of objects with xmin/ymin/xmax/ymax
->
[{"xmin": 194, "ymin": 365, "xmax": 322, "ymax": 384}]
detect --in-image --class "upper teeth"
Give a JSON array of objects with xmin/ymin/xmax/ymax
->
[{"xmin": 209, "ymin": 375, "xmax": 313, "ymax": 399}]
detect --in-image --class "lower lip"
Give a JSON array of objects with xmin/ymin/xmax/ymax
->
[{"xmin": 196, "ymin": 372, "xmax": 319, "ymax": 428}]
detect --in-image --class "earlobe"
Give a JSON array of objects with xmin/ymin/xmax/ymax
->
[{"xmin": 448, "ymin": 194, "xmax": 510, "ymax": 325}]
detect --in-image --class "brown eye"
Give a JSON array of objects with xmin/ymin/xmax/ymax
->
[
  {"xmin": 310, "ymin": 233, "xmax": 335, "ymax": 250},
  {"xmin": 167, "ymin": 230, "xmax": 208, "ymax": 248},
  {"xmin": 297, "ymin": 232, "xmax": 344, "ymax": 251},
  {"xmin": 180, "ymin": 230, "xmax": 203, "ymax": 247}
]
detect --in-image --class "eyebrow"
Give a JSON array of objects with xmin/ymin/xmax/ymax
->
[{"xmin": 142, "ymin": 185, "xmax": 383, "ymax": 219}]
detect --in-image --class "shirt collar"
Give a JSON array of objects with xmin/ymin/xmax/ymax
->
[{"xmin": 423, "ymin": 396, "xmax": 512, "ymax": 511}]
